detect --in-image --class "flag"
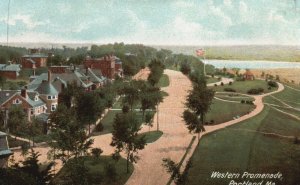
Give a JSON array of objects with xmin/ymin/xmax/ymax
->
[{"xmin": 196, "ymin": 49, "xmax": 205, "ymax": 57}]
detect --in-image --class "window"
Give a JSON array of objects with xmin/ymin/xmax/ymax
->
[
  {"xmin": 31, "ymin": 109, "xmax": 34, "ymax": 115},
  {"xmin": 13, "ymin": 98, "xmax": 21, "ymax": 104},
  {"xmin": 47, "ymin": 95, "xmax": 52, "ymax": 100},
  {"xmin": 34, "ymin": 96, "xmax": 38, "ymax": 101},
  {"xmin": 51, "ymin": 104, "xmax": 57, "ymax": 111},
  {"xmin": 48, "ymin": 95, "xmax": 57, "ymax": 100}
]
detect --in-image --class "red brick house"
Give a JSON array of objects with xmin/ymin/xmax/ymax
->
[
  {"xmin": 84, "ymin": 55, "xmax": 116, "ymax": 79},
  {"xmin": 0, "ymin": 63, "xmax": 21, "ymax": 79},
  {"xmin": 21, "ymin": 49, "xmax": 48, "ymax": 68}
]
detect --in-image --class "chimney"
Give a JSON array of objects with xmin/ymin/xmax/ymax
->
[
  {"xmin": 21, "ymin": 86, "xmax": 28, "ymax": 99},
  {"xmin": 48, "ymin": 70, "xmax": 52, "ymax": 83}
]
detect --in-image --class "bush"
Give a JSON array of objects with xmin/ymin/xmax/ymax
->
[
  {"xmin": 210, "ymin": 120, "xmax": 215, "ymax": 124},
  {"xmin": 229, "ymin": 81, "xmax": 233, "ymax": 85},
  {"xmin": 241, "ymin": 100, "xmax": 245, "ymax": 104},
  {"xmin": 220, "ymin": 82, "xmax": 224, "ymax": 86},
  {"xmin": 247, "ymin": 88, "xmax": 264, "ymax": 95},
  {"xmin": 224, "ymin": 88, "xmax": 236, "ymax": 92},
  {"xmin": 246, "ymin": 100, "xmax": 254, "ymax": 105},
  {"xmin": 91, "ymin": 148, "xmax": 103, "ymax": 159},
  {"xmin": 214, "ymin": 84, "xmax": 217, "ymax": 87},
  {"xmin": 95, "ymin": 122, "xmax": 104, "ymax": 132},
  {"xmin": 268, "ymin": 81, "xmax": 278, "ymax": 88}
]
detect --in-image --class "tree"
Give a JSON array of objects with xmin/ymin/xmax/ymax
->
[
  {"xmin": 180, "ymin": 61, "xmax": 191, "ymax": 75},
  {"xmin": 144, "ymin": 112, "xmax": 154, "ymax": 132},
  {"xmin": 49, "ymin": 105, "xmax": 94, "ymax": 162},
  {"xmin": 76, "ymin": 92, "xmax": 106, "ymax": 134},
  {"xmin": 162, "ymin": 158, "xmax": 192, "ymax": 185},
  {"xmin": 7, "ymin": 105, "xmax": 27, "ymax": 136},
  {"xmin": 25, "ymin": 118, "xmax": 43, "ymax": 147},
  {"xmin": 91, "ymin": 148, "xmax": 103, "ymax": 160},
  {"xmin": 120, "ymin": 81, "xmax": 140, "ymax": 111},
  {"xmin": 183, "ymin": 75, "xmax": 215, "ymax": 141},
  {"xmin": 0, "ymin": 149, "xmax": 54, "ymax": 185},
  {"xmin": 147, "ymin": 59, "xmax": 165, "ymax": 86},
  {"xmin": 111, "ymin": 112, "xmax": 146, "ymax": 173},
  {"xmin": 0, "ymin": 76, "xmax": 6, "ymax": 90}
]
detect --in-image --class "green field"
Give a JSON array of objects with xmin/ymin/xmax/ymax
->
[
  {"xmin": 211, "ymin": 80, "xmax": 277, "ymax": 94},
  {"xmin": 205, "ymin": 99, "xmax": 255, "ymax": 124},
  {"xmin": 263, "ymin": 86, "xmax": 300, "ymax": 109},
  {"xmin": 53, "ymin": 156, "xmax": 133, "ymax": 185},
  {"xmin": 186, "ymin": 107, "xmax": 300, "ymax": 185}
]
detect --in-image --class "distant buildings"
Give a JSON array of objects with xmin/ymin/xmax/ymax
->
[
  {"xmin": 21, "ymin": 49, "xmax": 48, "ymax": 68},
  {"xmin": 0, "ymin": 62, "xmax": 21, "ymax": 79},
  {"xmin": 84, "ymin": 55, "xmax": 122, "ymax": 79}
]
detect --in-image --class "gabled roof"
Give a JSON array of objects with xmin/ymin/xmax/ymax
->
[
  {"xmin": 0, "ymin": 64, "xmax": 21, "ymax": 72},
  {"xmin": 35, "ymin": 81, "xmax": 58, "ymax": 95},
  {"xmin": 0, "ymin": 91, "xmax": 18, "ymax": 105},
  {"xmin": 27, "ymin": 91, "xmax": 46, "ymax": 107}
]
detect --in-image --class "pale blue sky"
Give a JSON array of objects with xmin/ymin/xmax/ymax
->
[{"xmin": 0, "ymin": 0, "xmax": 299, "ymax": 45}]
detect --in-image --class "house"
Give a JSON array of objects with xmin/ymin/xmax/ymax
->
[
  {"xmin": 0, "ymin": 63, "xmax": 21, "ymax": 79},
  {"xmin": 243, "ymin": 70, "xmax": 255, "ymax": 80},
  {"xmin": 0, "ymin": 88, "xmax": 47, "ymax": 121},
  {"xmin": 28, "ymin": 68, "xmax": 106, "ymax": 94},
  {"xmin": 0, "ymin": 131, "xmax": 12, "ymax": 167},
  {"xmin": 21, "ymin": 49, "xmax": 48, "ymax": 68},
  {"xmin": 83, "ymin": 55, "xmax": 117, "ymax": 79}
]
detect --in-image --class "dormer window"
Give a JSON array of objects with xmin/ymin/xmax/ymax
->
[
  {"xmin": 47, "ymin": 95, "xmax": 52, "ymax": 100},
  {"xmin": 47, "ymin": 95, "xmax": 57, "ymax": 100},
  {"xmin": 35, "ymin": 96, "xmax": 38, "ymax": 101},
  {"xmin": 13, "ymin": 98, "xmax": 21, "ymax": 104}
]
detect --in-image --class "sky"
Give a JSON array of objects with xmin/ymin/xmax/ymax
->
[{"xmin": 0, "ymin": 0, "xmax": 299, "ymax": 45}]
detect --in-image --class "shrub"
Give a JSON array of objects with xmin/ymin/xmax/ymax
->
[
  {"xmin": 246, "ymin": 100, "xmax": 254, "ymax": 105},
  {"xmin": 220, "ymin": 82, "xmax": 224, "ymax": 86},
  {"xmin": 95, "ymin": 122, "xmax": 104, "ymax": 132},
  {"xmin": 268, "ymin": 81, "xmax": 278, "ymax": 88},
  {"xmin": 229, "ymin": 81, "xmax": 233, "ymax": 85},
  {"xmin": 91, "ymin": 148, "xmax": 103, "ymax": 159},
  {"xmin": 224, "ymin": 88, "xmax": 236, "ymax": 92},
  {"xmin": 247, "ymin": 88, "xmax": 264, "ymax": 95},
  {"xmin": 241, "ymin": 100, "xmax": 245, "ymax": 104},
  {"xmin": 214, "ymin": 84, "xmax": 217, "ymax": 87},
  {"xmin": 210, "ymin": 120, "xmax": 215, "ymax": 124}
]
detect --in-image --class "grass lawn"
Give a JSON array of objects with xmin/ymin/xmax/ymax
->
[
  {"xmin": 157, "ymin": 74, "xmax": 170, "ymax": 88},
  {"xmin": 206, "ymin": 77, "xmax": 219, "ymax": 84},
  {"xmin": 53, "ymin": 156, "xmax": 133, "ymax": 185},
  {"xmin": 112, "ymin": 97, "xmax": 141, "ymax": 109},
  {"xmin": 92, "ymin": 110, "xmax": 155, "ymax": 136},
  {"xmin": 211, "ymin": 79, "xmax": 277, "ymax": 94},
  {"xmin": 186, "ymin": 107, "xmax": 300, "ymax": 185},
  {"xmin": 205, "ymin": 99, "xmax": 255, "ymax": 124},
  {"xmin": 138, "ymin": 130, "xmax": 163, "ymax": 143},
  {"xmin": 215, "ymin": 94, "xmax": 255, "ymax": 102},
  {"xmin": 263, "ymin": 86, "xmax": 300, "ymax": 109}
]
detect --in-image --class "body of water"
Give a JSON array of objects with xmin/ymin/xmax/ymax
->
[{"xmin": 205, "ymin": 59, "xmax": 300, "ymax": 69}]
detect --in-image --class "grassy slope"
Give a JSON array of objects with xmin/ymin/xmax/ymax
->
[
  {"xmin": 211, "ymin": 80, "xmax": 277, "ymax": 94},
  {"xmin": 205, "ymin": 99, "xmax": 255, "ymax": 124},
  {"xmin": 186, "ymin": 107, "xmax": 300, "ymax": 185},
  {"xmin": 53, "ymin": 156, "xmax": 133, "ymax": 185}
]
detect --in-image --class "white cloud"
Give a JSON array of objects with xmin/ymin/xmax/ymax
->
[
  {"xmin": 223, "ymin": 0, "xmax": 232, "ymax": 8},
  {"xmin": 239, "ymin": 1, "xmax": 248, "ymax": 14},
  {"xmin": 173, "ymin": 1, "xmax": 194, "ymax": 8},
  {"xmin": 1, "ymin": 14, "xmax": 46, "ymax": 29}
]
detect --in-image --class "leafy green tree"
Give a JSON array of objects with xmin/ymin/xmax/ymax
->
[
  {"xmin": 7, "ymin": 105, "xmax": 27, "ymax": 135},
  {"xmin": 0, "ymin": 149, "xmax": 54, "ymax": 185},
  {"xmin": 111, "ymin": 112, "xmax": 146, "ymax": 173},
  {"xmin": 91, "ymin": 148, "xmax": 103, "ymax": 160},
  {"xmin": 144, "ymin": 112, "xmax": 154, "ymax": 132},
  {"xmin": 183, "ymin": 75, "xmax": 215, "ymax": 140},
  {"xmin": 76, "ymin": 92, "xmax": 106, "ymax": 134},
  {"xmin": 0, "ymin": 76, "xmax": 6, "ymax": 90},
  {"xmin": 25, "ymin": 118, "xmax": 43, "ymax": 147},
  {"xmin": 147, "ymin": 59, "xmax": 165, "ymax": 86},
  {"xmin": 120, "ymin": 81, "xmax": 140, "ymax": 111},
  {"xmin": 49, "ymin": 105, "xmax": 94, "ymax": 162},
  {"xmin": 180, "ymin": 61, "xmax": 191, "ymax": 75}
]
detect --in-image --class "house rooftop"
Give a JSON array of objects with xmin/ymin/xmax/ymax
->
[
  {"xmin": 23, "ymin": 53, "xmax": 48, "ymax": 58},
  {"xmin": 35, "ymin": 81, "xmax": 58, "ymax": 95},
  {"xmin": 0, "ymin": 64, "xmax": 21, "ymax": 72}
]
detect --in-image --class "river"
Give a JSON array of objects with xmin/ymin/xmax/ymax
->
[{"xmin": 205, "ymin": 59, "xmax": 300, "ymax": 69}]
